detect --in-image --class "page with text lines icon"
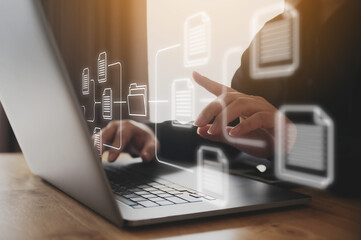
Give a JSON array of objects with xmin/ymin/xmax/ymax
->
[
  {"xmin": 102, "ymin": 88, "xmax": 112, "ymax": 120},
  {"xmin": 172, "ymin": 78, "xmax": 194, "ymax": 128},
  {"xmin": 98, "ymin": 51, "xmax": 107, "ymax": 83},
  {"xmin": 184, "ymin": 12, "xmax": 211, "ymax": 67},
  {"xmin": 82, "ymin": 67, "xmax": 89, "ymax": 95}
]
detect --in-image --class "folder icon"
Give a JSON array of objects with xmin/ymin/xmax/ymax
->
[
  {"xmin": 102, "ymin": 88, "xmax": 112, "ymax": 120},
  {"xmin": 184, "ymin": 12, "xmax": 211, "ymax": 67},
  {"xmin": 82, "ymin": 67, "xmax": 89, "ymax": 95},
  {"xmin": 275, "ymin": 105, "xmax": 334, "ymax": 189},
  {"xmin": 127, "ymin": 83, "xmax": 147, "ymax": 117}
]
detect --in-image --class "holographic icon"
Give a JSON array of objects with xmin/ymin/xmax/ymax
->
[
  {"xmin": 184, "ymin": 12, "xmax": 211, "ymax": 67},
  {"xmin": 197, "ymin": 146, "xmax": 229, "ymax": 206},
  {"xmin": 102, "ymin": 88, "xmax": 112, "ymax": 120},
  {"xmin": 275, "ymin": 105, "xmax": 334, "ymax": 189},
  {"xmin": 82, "ymin": 67, "xmax": 90, "ymax": 95},
  {"xmin": 127, "ymin": 83, "xmax": 147, "ymax": 117},
  {"xmin": 98, "ymin": 51, "xmax": 107, "ymax": 83},
  {"xmin": 250, "ymin": 3, "xmax": 300, "ymax": 79},
  {"xmin": 93, "ymin": 127, "xmax": 102, "ymax": 157},
  {"xmin": 172, "ymin": 78, "xmax": 194, "ymax": 128}
]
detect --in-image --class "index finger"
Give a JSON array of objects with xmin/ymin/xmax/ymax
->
[{"xmin": 193, "ymin": 71, "xmax": 235, "ymax": 96}]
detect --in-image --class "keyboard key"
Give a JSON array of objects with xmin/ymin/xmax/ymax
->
[
  {"xmin": 115, "ymin": 196, "xmax": 137, "ymax": 206},
  {"xmin": 148, "ymin": 182, "xmax": 164, "ymax": 187},
  {"xmin": 134, "ymin": 191, "xmax": 148, "ymax": 195},
  {"xmin": 157, "ymin": 193, "xmax": 172, "ymax": 198},
  {"xmin": 177, "ymin": 193, "xmax": 202, "ymax": 203},
  {"xmin": 143, "ymin": 187, "xmax": 158, "ymax": 191},
  {"xmin": 123, "ymin": 194, "xmax": 138, "ymax": 199},
  {"xmin": 140, "ymin": 201, "xmax": 159, "ymax": 208},
  {"xmin": 168, "ymin": 190, "xmax": 183, "ymax": 195},
  {"xmin": 150, "ymin": 190, "xmax": 165, "ymax": 195},
  {"xmin": 166, "ymin": 196, "xmax": 188, "ymax": 204},
  {"xmin": 142, "ymin": 194, "xmax": 157, "ymax": 198},
  {"xmin": 132, "ymin": 204, "xmax": 144, "ymax": 209},
  {"xmin": 157, "ymin": 200, "xmax": 174, "ymax": 206},
  {"xmin": 129, "ymin": 197, "xmax": 147, "ymax": 202},
  {"xmin": 189, "ymin": 193, "xmax": 202, "ymax": 198},
  {"xmin": 150, "ymin": 197, "xmax": 165, "ymax": 202}
]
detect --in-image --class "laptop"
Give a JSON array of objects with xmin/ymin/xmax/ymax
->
[{"xmin": 0, "ymin": 0, "xmax": 310, "ymax": 227}]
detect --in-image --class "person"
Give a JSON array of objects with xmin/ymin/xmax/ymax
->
[{"xmin": 99, "ymin": 0, "xmax": 361, "ymax": 195}]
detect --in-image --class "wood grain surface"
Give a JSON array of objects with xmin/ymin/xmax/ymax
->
[{"xmin": 0, "ymin": 153, "xmax": 360, "ymax": 240}]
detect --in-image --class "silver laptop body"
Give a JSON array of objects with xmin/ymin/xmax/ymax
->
[{"xmin": 0, "ymin": 0, "xmax": 310, "ymax": 227}]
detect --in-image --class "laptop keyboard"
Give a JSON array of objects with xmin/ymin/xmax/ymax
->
[{"xmin": 104, "ymin": 166, "xmax": 215, "ymax": 209}]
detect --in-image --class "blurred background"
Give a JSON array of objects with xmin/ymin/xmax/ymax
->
[{"xmin": 0, "ymin": 0, "xmax": 148, "ymax": 153}]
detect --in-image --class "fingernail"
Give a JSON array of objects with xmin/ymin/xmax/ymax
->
[
  {"xmin": 229, "ymin": 127, "xmax": 240, "ymax": 137},
  {"xmin": 207, "ymin": 125, "xmax": 218, "ymax": 135}
]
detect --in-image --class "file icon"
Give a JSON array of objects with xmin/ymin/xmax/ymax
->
[
  {"xmin": 275, "ymin": 105, "xmax": 334, "ymax": 189},
  {"xmin": 93, "ymin": 127, "xmax": 102, "ymax": 157},
  {"xmin": 98, "ymin": 51, "xmax": 107, "ymax": 83},
  {"xmin": 102, "ymin": 88, "xmax": 112, "ymax": 120},
  {"xmin": 127, "ymin": 83, "xmax": 147, "ymax": 117},
  {"xmin": 197, "ymin": 146, "xmax": 229, "ymax": 206},
  {"xmin": 171, "ymin": 78, "xmax": 194, "ymax": 128},
  {"xmin": 184, "ymin": 12, "xmax": 211, "ymax": 67},
  {"xmin": 250, "ymin": 3, "xmax": 299, "ymax": 79},
  {"xmin": 82, "ymin": 67, "xmax": 89, "ymax": 95}
]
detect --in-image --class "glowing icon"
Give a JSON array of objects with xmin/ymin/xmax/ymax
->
[
  {"xmin": 275, "ymin": 105, "xmax": 334, "ymax": 189},
  {"xmin": 102, "ymin": 88, "xmax": 112, "ymax": 120},
  {"xmin": 98, "ymin": 51, "xmax": 107, "ymax": 83},
  {"xmin": 127, "ymin": 83, "xmax": 147, "ymax": 117},
  {"xmin": 82, "ymin": 67, "xmax": 90, "ymax": 95},
  {"xmin": 197, "ymin": 146, "xmax": 229, "ymax": 206},
  {"xmin": 184, "ymin": 12, "xmax": 211, "ymax": 67},
  {"xmin": 172, "ymin": 78, "xmax": 194, "ymax": 128},
  {"xmin": 93, "ymin": 127, "xmax": 102, "ymax": 157},
  {"xmin": 250, "ymin": 3, "xmax": 299, "ymax": 79}
]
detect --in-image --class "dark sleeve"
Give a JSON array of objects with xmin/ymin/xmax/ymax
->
[{"xmin": 143, "ymin": 121, "xmax": 240, "ymax": 162}]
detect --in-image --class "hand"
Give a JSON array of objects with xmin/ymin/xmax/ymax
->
[
  {"xmin": 96, "ymin": 120, "xmax": 159, "ymax": 162},
  {"xmin": 193, "ymin": 71, "xmax": 283, "ymax": 158}
]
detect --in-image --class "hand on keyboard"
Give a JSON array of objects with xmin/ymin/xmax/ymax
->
[{"xmin": 94, "ymin": 120, "xmax": 159, "ymax": 162}]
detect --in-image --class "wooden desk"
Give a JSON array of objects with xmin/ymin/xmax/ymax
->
[{"xmin": 0, "ymin": 153, "xmax": 360, "ymax": 240}]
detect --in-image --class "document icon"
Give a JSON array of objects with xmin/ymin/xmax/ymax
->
[
  {"xmin": 250, "ymin": 3, "xmax": 299, "ymax": 79},
  {"xmin": 197, "ymin": 146, "xmax": 229, "ymax": 206},
  {"xmin": 82, "ymin": 67, "xmax": 89, "ymax": 95},
  {"xmin": 184, "ymin": 12, "xmax": 211, "ymax": 67},
  {"xmin": 172, "ymin": 78, "xmax": 194, "ymax": 128},
  {"xmin": 93, "ymin": 127, "xmax": 102, "ymax": 157},
  {"xmin": 275, "ymin": 105, "xmax": 334, "ymax": 189},
  {"xmin": 127, "ymin": 83, "xmax": 147, "ymax": 117},
  {"xmin": 102, "ymin": 88, "xmax": 112, "ymax": 120},
  {"xmin": 98, "ymin": 51, "xmax": 107, "ymax": 83}
]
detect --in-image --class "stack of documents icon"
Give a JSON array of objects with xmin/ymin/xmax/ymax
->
[
  {"xmin": 184, "ymin": 12, "xmax": 211, "ymax": 67},
  {"xmin": 102, "ymin": 88, "xmax": 112, "ymax": 120},
  {"xmin": 172, "ymin": 78, "xmax": 194, "ymax": 128},
  {"xmin": 127, "ymin": 83, "xmax": 147, "ymax": 117}
]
